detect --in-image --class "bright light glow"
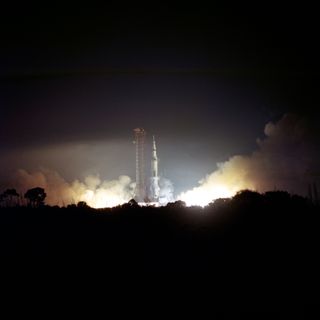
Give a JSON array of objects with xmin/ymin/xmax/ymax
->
[
  {"xmin": 81, "ymin": 189, "xmax": 130, "ymax": 208},
  {"xmin": 71, "ymin": 175, "xmax": 136, "ymax": 208},
  {"xmin": 178, "ymin": 184, "xmax": 235, "ymax": 207},
  {"xmin": 177, "ymin": 159, "xmax": 255, "ymax": 207}
]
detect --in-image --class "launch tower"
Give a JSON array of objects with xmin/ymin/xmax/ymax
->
[{"xmin": 133, "ymin": 128, "xmax": 146, "ymax": 202}]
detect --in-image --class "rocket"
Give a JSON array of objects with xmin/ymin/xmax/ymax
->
[
  {"xmin": 150, "ymin": 135, "xmax": 160, "ymax": 201},
  {"xmin": 151, "ymin": 135, "xmax": 158, "ymax": 178}
]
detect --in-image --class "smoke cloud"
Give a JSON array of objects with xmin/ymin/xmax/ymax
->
[
  {"xmin": 179, "ymin": 114, "xmax": 318, "ymax": 206},
  {"xmin": 12, "ymin": 168, "xmax": 135, "ymax": 208},
  {"xmin": 158, "ymin": 177, "xmax": 175, "ymax": 205},
  {"xmin": 11, "ymin": 168, "xmax": 175, "ymax": 208}
]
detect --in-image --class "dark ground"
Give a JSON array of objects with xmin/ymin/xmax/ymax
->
[{"xmin": 1, "ymin": 191, "xmax": 319, "ymax": 317}]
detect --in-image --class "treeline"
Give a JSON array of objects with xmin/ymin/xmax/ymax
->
[
  {"xmin": 1, "ymin": 189, "xmax": 318, "ymax": 267},
  {"xmin": 0, "ymin": 189, "xmax": 319, "ymax": 312},
  {"xmin": 0, "ymin": 187, "xmax": 46, "ymax": 207}
]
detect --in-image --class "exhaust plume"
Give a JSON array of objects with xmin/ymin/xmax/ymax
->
[{"xmin": 178, "ymin": 114, "xmax": 318, "ymax": 206}]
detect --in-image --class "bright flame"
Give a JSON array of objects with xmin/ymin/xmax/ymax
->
[
  {"xmin": 81, "ymin": 188, "xmax": 131, "ymax": 208},
  {"xmin": 177, "ymin": 158, "xmax": 255, "ymax": 207},
  {"xmin": 178, "ymin": 184, "xmax": 235, "ymax": 207}
]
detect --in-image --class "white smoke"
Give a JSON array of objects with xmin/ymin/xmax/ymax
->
[
  {"xmin": 158, "ymin": 177, "xmax": 175, "ymax": 205},
  {"xmin": 11, "ymin": 168, "xmax": 175, "ymax": 208},
  {"xmin": 12, "ymin": 168, "xmax": 135, "ymax": 208},
  {"xmin": 178, "ymin": 114, "xmax": 316, "ymax": 206}
]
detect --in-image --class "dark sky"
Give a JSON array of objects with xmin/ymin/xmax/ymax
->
[{"xmin": 1, "ymin": 2, "xmax": 319, "ymax": 194}]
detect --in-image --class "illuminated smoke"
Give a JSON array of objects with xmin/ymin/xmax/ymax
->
[
  {"xmin": 178, "ymin": 158, "xmax": 255, "ymax": 207},
  {"xmin": 8, "ymin": 114, "xmax": 317, "ymax": 208},
  {"xmin": 11, "ymin": 167, "xmax": 175, "ymax": 207},
  {"xmin": 178, "ymin": 114, "xmax": 316, "ymax": 206},
  {"xmin": 13, "ymin": 169, "xmax": 135, "ymax": 208},
  {"xmin": 70, "ymin": 175, "xmax": 136, "ymax": 208},
  {"xmin": 158, "ymin": 177, "xmax": 175, "ymax": 205}
]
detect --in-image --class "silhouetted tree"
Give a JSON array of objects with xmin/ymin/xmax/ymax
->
[
  {"xmin": 232, "ymin": 189, "xmax": 263, "ymax": 205},
  {"xmin": 208, "ymin": 198, "xmax": 231, "ymax": 209},
  {"xmin": 166, "ymin": 200, "xmax": 186, "ymax": 209},
  {"xmin": 0, "ymin": 192, "xmax": 5, "ymax": 207},
  {"xmin": 77, "ymin": 201, "xmax": 88, "ymax": 208},
  {"xmin": 1, "ymin": 188, "xmax": 19, "ymax": 207},
  {"xmin": 128, "ymin": 199, "xmax": 138, "ymax": 207},
  {"xmin": 121, "ymin": 199, "xmax": 139, "ymax": 209},
  {"xmin": 24, "ymin": 187, "xmax": 46, "ymax": 207}
]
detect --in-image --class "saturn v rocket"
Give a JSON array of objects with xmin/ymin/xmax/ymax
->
[{"xmin": 150, "ymin": 135, "xmax": 160, "ymax": 202}]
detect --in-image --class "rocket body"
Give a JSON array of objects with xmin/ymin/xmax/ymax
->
[
  {"xmin": 150, "ymin": 135, "xmax": 160, "ymax": 201},
  {"xmin": 151, "ymin": 135, "xmax": 158, "ymax": 178}
]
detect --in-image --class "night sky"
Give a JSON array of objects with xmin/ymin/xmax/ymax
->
[{"xmin": 1, "ymin": 2, "xmax": 319, "ymax": 199}]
